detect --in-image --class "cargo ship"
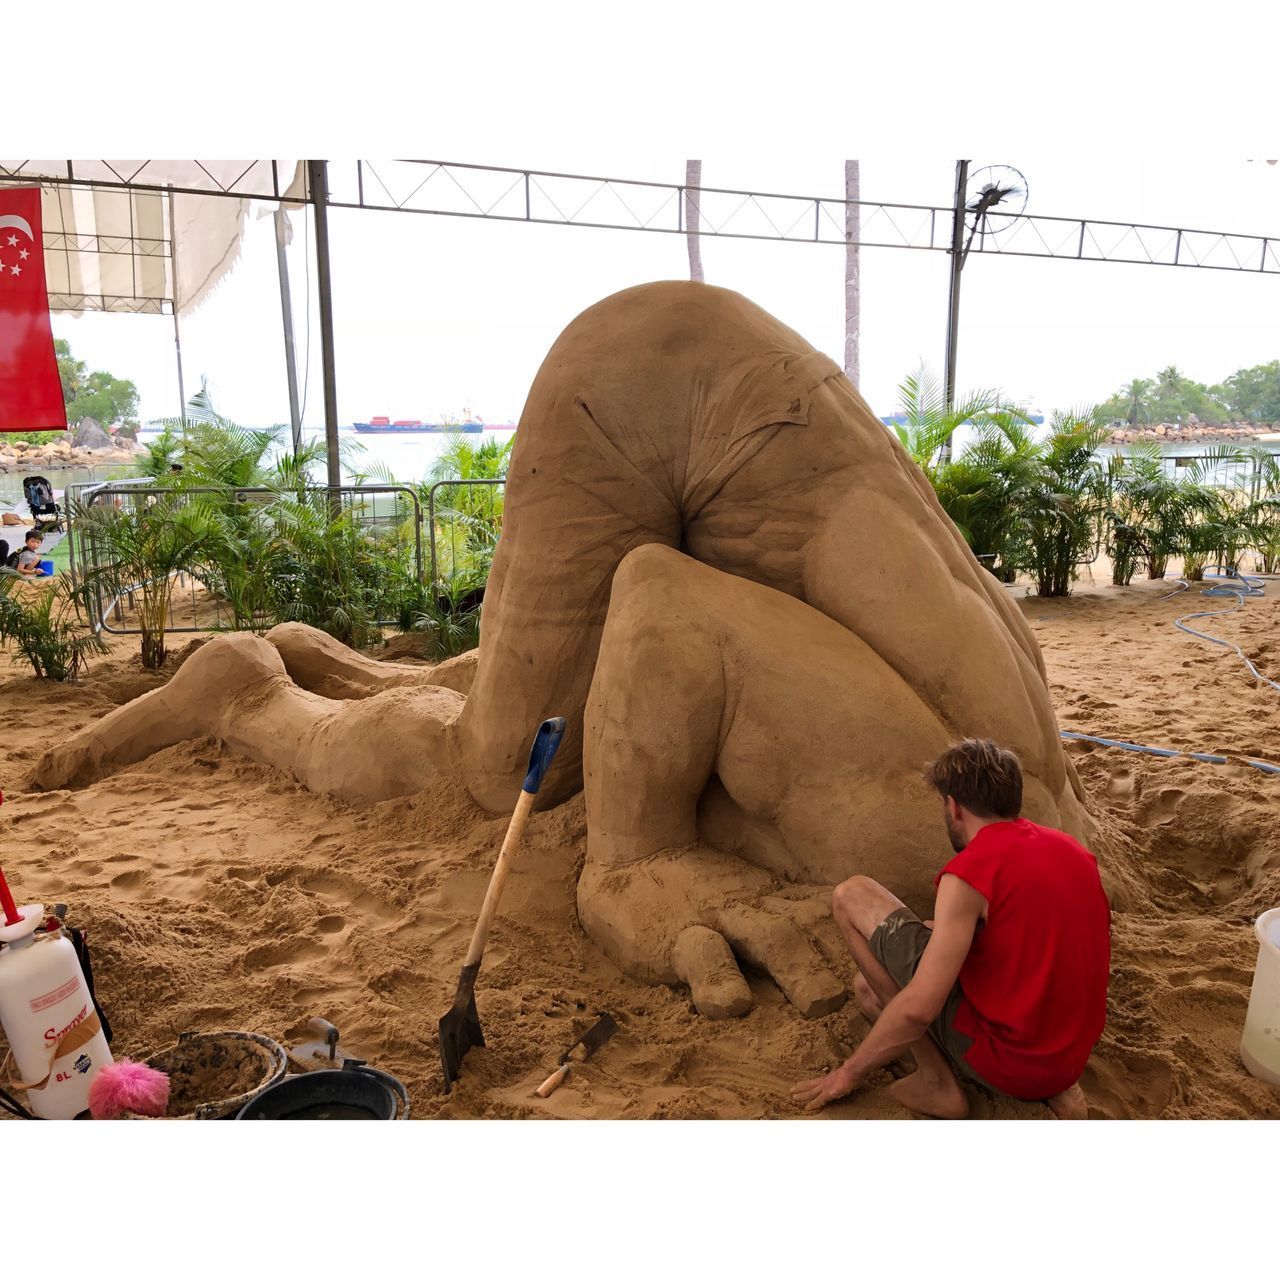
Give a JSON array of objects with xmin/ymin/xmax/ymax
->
[{"xmin": 352, "ymin": 416, "xmax": 516, "ymax": 434}]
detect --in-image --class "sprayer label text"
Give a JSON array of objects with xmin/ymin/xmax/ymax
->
[
  {"xmin": 30, "ymin": 975, "xmax": 81, "ymax": 1013},
  {"xmin": 44, "ymin": 1002, "xmax": 89, "ymax": 1045}
]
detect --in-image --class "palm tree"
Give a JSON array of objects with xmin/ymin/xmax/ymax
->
[
  {"xmin": 891, "ymin": 363, "xmax": 1033, "ymax": 475},
  {"xmin": 73, "ymin": 491, "xmax": 224, "ymax": 668},
  {"xmin": 1120, "ymin": 378, "xmax": 1154, "ymax": 427},
  {"xmin": 685, "ymin": 159, "xmax": 704, "ymax": 283},
  {"xmin": 1155, "ymin": 366, "xmax": 1182, "ymax": 398},
  {"xmin": 844, "ymin": 159, "xmax": 860, "ymax": 387}
]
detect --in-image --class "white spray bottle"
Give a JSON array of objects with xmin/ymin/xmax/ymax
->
[{"xmin": 0, "ymin": 842, "xmax": 113, "ymax": 1119}]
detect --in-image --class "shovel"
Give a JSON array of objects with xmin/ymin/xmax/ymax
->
[
  {"xmin": 534, "ymin": 1012, "xmax": 619, "ymax": 1098},
  {"xmin": 438, "ymin": 716, "xmax": 567, "ymax": 1093}
]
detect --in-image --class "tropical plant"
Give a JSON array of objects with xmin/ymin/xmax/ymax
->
[
  {"xmin": 0, "ymin": 575, "xmax": 108, "ymax": 680},
  {"xmin": 1104, "ymin": 444, "xmax": 1199, "ymax": 579},
  {"xmin": 929, "ymin": 417, "xmax": 1041, "ymax": 580},
  {"xmin": 889, "ymin": 364, "xmax": 1033, "ymax": 473},
  {"xmin": 1102, "ymin": 455, "xmax": 1148, "ymax": 586},
  {"xmin": 1006, "ymin": 408, "xmax": 1109, "ymax": 598},
  {"xmin": 73, "ymin": 492, "xmax": 223, "ymax": 668},
  {"xmin": 419, "ymin": 432, "xmax": 513, "ymax": 588},
  {"xmin": 412, "ymin": 576, "xmax": 485, "ymax": 661},
  {"xmin": 1176, "ymin": 447, "xmax": 1254, "ymax": 578}
]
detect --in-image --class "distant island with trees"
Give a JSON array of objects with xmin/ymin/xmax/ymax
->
[{"xmin": 1099, "ymin": 361, "xmax": 1280, "ymax": 428}]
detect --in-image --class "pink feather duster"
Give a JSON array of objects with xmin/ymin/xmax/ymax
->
[{"xmin": 88, "ymin": 1059, "xmax": 171, "ymax": 1119}]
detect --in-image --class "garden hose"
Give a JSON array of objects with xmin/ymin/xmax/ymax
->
[
  {"xmin": 1165, "ymin": 567, "xmax": 1280, "ymax": 693},
  {"xmin": 1059, "ymin": 729, "xmax": 1280, "ymax": 778},
  {"xmin": 1058, "ymin": 566, "xmax": 1280, "ymax": 778}
]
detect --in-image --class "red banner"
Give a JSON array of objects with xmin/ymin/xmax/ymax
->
[{"xmin": 0, "ymin": 186, "xmax": 66, "ymax": 432}]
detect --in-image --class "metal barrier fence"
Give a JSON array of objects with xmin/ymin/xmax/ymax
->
[
  {"xmin": 1102, "ymin": 448, "xmax": 1278, "ymax": 494},
  {"xmin": 75, "ymin": 482, "xmax": 424, "ymax": 635},
  {"xmin": 427, "ymin": 478, "xmax": 505, "ymax": 593}
]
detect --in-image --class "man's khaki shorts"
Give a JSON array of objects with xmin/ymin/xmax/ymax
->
[{"xmin": 867, "ymin": 906, "xmax": 994, "ymax": 1090}]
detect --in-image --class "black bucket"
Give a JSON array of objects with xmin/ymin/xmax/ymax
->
[{"xmin": 235, "ymin": 1061, "xmax": 409, "ymax": 1120}]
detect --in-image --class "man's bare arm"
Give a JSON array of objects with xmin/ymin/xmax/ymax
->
[{"xmin": 840, "ymin": 876, "xmax": 985, "ymax": 1085}]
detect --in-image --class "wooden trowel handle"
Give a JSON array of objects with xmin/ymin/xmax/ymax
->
[
  {"xmin": 535, "ymin": 1063, "xmax": 572, "ymax": 1098},
  {"xmin": 463, "ymin": 789, "xmax": 536, "ymax": 967}
]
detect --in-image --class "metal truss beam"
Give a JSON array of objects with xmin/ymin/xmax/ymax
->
[
  {"xmin": 47, "ymin": 293, "xmax": 170, "ymax": 315},
  {"xmin": 42, "ymin": 231, "xmax": 169, "ymax": 258},
  {"xmin": 320, "ymin": 160, "xmax": 1280, "ymax": 276},
  {"xmin": 5, "ymin": 160, "xmax": 1276, "ymax": 276},
  {"xmin": 0, "ymin": 159, "xmax": 300, "ymax": 203}
]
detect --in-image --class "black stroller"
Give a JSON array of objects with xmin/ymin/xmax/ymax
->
[{"xmin": 23, "ymin": 476, "xmax": 64, "ymax": 534}]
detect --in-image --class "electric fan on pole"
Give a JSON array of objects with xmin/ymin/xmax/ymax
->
[{"xmin": 961, "ymin": 165, "xmax": 1029, "ymax": 256}]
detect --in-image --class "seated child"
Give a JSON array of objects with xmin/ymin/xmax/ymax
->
[{"xmin": 15, "ymin": 529, "xmax": 48, "ymax": 576}]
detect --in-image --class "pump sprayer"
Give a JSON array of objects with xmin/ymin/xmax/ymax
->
[{"xmin": 0, "ymin": 794, "xmax": 114, "ymax": 1118}]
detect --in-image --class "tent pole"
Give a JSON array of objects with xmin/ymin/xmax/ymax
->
[
  {"xmin": 307, "ymin": 160, "xmax": 341, "ymax": 500},
  {"xmin": 274, "ymin": 207, "xmax": 303, "ymax": 458},
  {"xmin": 168, "ymin": 190, "xmax": 187, "ymax": 437}
]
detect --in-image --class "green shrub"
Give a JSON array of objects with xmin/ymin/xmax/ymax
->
[{"xmin": 0, "ymin": 576, "xmax": 107, "ymax": 680}]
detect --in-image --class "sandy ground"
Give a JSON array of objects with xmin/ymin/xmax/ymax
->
[{"xmin": 1, "ymin": 568, "xmax": 1278, "ymax": 1120}]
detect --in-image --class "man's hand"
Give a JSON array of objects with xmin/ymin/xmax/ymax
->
[{"xmin": 791, "ymin": 1062, "xmax": 861, "ymax": 1113}]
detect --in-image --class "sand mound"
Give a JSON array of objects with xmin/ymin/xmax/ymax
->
[{"xmin": 2, "ymin": 577, "xmax": 1279, "ymax": 1119}]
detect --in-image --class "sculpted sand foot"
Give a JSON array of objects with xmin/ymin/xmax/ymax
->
[{"xmin": 36, "ymin": 281, "xmax": 1094, "ymax": 1018}]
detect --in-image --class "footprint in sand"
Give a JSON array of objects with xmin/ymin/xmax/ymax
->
[
  {"xmin": 1081, "ymin": 1052, "xmax": 1176, "ymax": 1118},
  {"xmin": 243, "ymin": 938, "xmax": 326, "ymax": 973},
  {"xmin": 110, "ymin": 868, "xmax": 148, "ymax": 894},
  {"xmin": 1104, "ymin": 767, "xmax": 1135, "ymax": 801},
  {"xmin": 1139, "ymin": 787, "xmax": 1185, "ymax": 826}
]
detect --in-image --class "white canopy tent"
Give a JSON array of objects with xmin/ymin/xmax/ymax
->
[
  {"xmin": 0, "ymin": 160, "xmax": 312, "ymax": 451},
  {"xmin": 0, "ymin": 160, "xmax": 306, "ymax": 315}
]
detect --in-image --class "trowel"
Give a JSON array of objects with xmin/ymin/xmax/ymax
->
[
  {"xmin": 534, "ymin": 1013, "xmax": 619, "ymax": 1098},
  {"xmin": 290, "ymin": 1017, "xmax": 356, "ymax": 1069}
]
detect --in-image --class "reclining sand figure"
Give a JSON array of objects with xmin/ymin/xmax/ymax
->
[{"xmin": 35, "ymin": 282, "xmax": 1092, "ymax": 1022}]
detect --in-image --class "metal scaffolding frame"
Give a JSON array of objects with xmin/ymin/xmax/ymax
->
[
  {"xmin": 4, "ymin": 158, "xmax": 1277, "ymax": 474},
  {"xmin": 327, "ymin": 160, "xmax": 1280, "ymax": 275}
]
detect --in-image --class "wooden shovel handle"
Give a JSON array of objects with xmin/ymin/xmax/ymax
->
[{"xmin": 462, "ymin": 789, "xmax": 536, "ymax": 968}]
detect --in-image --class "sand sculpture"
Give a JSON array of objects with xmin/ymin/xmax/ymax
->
[{"xmin": 35, "ymin": 282, "xmax": 1092, "ymax": 1020}]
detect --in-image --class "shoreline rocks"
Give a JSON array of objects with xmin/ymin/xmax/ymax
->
[
  {"xmin": 1106, "ymin": 420, "xmax": 1277, "ymax": 446},
  {"xmin": 0, "ymin": 432, "xmax": 144, "ymax": 474}
]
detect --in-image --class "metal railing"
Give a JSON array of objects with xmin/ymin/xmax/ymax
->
[
  {"xmin": 426, "ymin": 478, "xmax": 505, "ymax": 592},
  {"xmin": 75, "ymin": 482, "xmax": 424, "ymax": 635}
]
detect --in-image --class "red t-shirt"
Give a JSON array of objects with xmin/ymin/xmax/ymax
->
[{"xmin": 935, "ymin": 818, "xmax": 1111, "ymax": 1100}]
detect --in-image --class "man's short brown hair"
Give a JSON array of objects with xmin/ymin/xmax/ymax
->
[{"xmin": 924, "ymin": 739, "xmax": 1023, "ymax": 819}]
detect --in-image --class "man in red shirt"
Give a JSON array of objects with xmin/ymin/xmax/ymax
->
[{"xmin": 792, "ymin": 738, "xmax": 1110, "ymax": 1119}]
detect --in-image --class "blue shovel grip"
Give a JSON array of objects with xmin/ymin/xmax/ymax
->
[{"xmin": 522, "ymin": 717, "xmax": 567, "ymax": 794}]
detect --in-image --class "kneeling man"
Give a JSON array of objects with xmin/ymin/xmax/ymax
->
[{"xmin": 793, "ymin": 739, "xmax": 1110, "ymax": 1119}]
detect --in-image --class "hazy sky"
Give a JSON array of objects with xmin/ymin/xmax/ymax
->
[{"xmin": 50, "ymin": 155, "xmax": 1280, "ymax": 429}]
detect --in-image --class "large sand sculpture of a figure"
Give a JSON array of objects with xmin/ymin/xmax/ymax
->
[{"xmin": 37, "ymin": 282, "xmax": 1091, "ymax": 1021}]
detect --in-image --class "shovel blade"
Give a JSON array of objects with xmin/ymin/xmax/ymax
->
[{"xmin": 438, "ymin": 965, "xmax": 484, "ymax": 1093}]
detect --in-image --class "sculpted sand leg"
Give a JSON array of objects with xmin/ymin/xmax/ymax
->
[
  {"xmin": 35, "ymin": 281, "xmax": 1093, "ymax": 1018},
  {"xmin": 33, "ymin": 632, "xmax": 463, "ymax": 805}
]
